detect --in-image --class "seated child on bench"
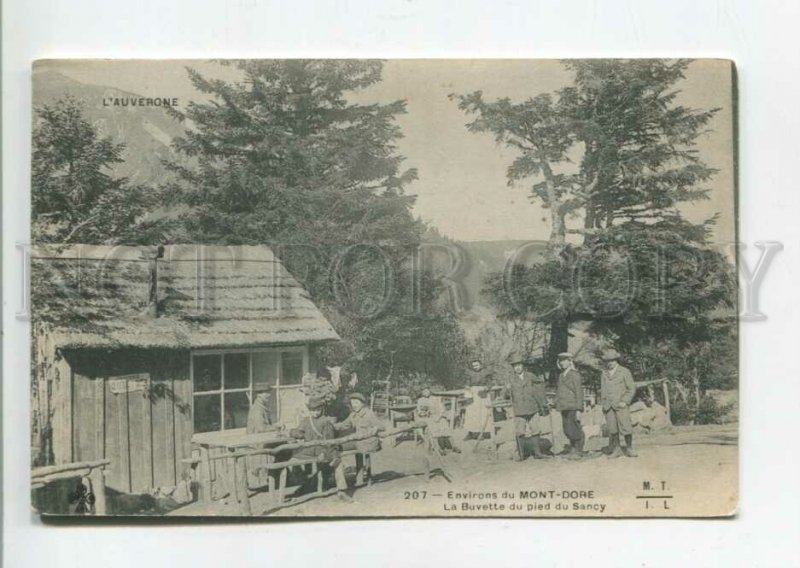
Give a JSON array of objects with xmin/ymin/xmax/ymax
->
[
  {"xmin": 334, "ymin": 392, "xmax": 384, "ymax": 486},
  {"xmin": 416, "ymin": 388, "xmax": 460, "ymax": 454},
  {"xmin": 290, "ymin": 397, "xmax": 352, "ymax": 503}
]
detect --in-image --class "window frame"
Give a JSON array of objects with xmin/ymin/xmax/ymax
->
[{"xmin": 190, "ymin": 345, "xmax": 309, "ymax": 434}]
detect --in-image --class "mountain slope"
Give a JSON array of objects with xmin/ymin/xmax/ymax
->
[{"xmin": 32, "ymin": 69, "xmax": 186, "ymax": 186}]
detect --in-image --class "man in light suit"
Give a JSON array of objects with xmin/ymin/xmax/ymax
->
[{"xmin": 600, "ymin": 349, "xmax": 638, "ymax": 458}]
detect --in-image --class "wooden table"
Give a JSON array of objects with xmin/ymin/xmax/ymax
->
[
  {"xmin": 431, "ymin": 390, "xmax": 466, "ymax": 429},
  {"xmin": 192, "ymin": 429, "xmax": 291, "ymax": 510}
]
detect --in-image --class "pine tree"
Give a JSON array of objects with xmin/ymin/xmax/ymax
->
[
  {"xmin": 455, "ymin": 60, "xmax": 735, "ymax": 383},
  {"xmin": 32, "ymin": 96, "xmax": 159, "ymax": 244},
  {"xmin": 165, "ymin": 60, "xmax": 466, "ymax": 386}
]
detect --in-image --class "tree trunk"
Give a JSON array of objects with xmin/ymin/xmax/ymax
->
[{"xmin": 547, "ymin": 319, "xmax": 569, "ymax": 384}]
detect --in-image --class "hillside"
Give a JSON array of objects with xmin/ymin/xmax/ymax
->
[
  {"xmin": 429, "ymin": 239, "xmax": 547, "ymax": 311},
  {"xmin": 32, "ymin": 69, "xmax": 186, "ymax": 186}
]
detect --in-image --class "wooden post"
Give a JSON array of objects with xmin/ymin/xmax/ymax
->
[
  {"xmin": 267, "ymin": 471, "xmax": 276, "ymax": 504},
  {"xmin": 313, "ymin": 462, "xmax": 323, "ymax": 494},
  {"xmin": 278, "ymin": 467, "xmax": 288, "ymax": 505},
  {"xmin": 662, "ymin": 380, "xmax": 672, "ymax": 425},
  {"xmin": 233, "ymin": 456, "xmax": 251, "ymax": 516},
  {"xmin": 88, "ymin": 466, "xmax": 107, "ymax": 515},
  {"xmin": 199, "ymin": 447, "xmax": 212, "ymax": 503}
]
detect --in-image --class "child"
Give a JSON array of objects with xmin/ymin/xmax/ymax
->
[
  {"xmin": 289, "ymin": 397, "xmax": 352, "ymax": 503},
  {"xmin": 334, "ymin": 392, "xmax": 385, "ymax": 486},
  {"xmin": 416, "ymin": 388, "xmax": 460, "ymax": 454}
]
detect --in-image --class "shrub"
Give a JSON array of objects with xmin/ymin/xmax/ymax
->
[{"xmin": 695, "ymin": 395, "xmax": 734, "ymax": 425}]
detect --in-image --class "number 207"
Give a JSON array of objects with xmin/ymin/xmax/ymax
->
[{"xmin": 404, "ymin": 491, "xmax": 427, "ymax": 500}]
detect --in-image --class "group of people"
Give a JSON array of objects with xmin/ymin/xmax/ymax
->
[
  {"xmin": 421, "ymin": 347, "xmax": 640, "ymax": 461},
  {"xmin": 244, "ymin": 345, "xmax": 640, "ymax": 503},
  {"xmin": 247, "ymin": 388, "xmax": 385, "ymax": 503},
  {"xmin": 493, "ymin": 347, "xmax": 639, "ymax": 460}
]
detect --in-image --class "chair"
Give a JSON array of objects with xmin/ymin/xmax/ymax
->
[
  {"xmin": 370, "ymin": 380, "xmax": 391, "ymax": 417},
  {"xmin": 390, "ymin": 395, "xmax": 418, "ymax": 444}
]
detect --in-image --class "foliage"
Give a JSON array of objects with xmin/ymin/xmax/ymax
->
[
  {"xmin": 670, "ymin": 394, "xmax": 734, "ymax": 426},
  {"xmin": 454, "ymin": 60, "xmax": 719, "ymax": 246},
  {"xmin": 32, "ymin": 97, "xmax": 164, "ymax": 245},
  {"xmin": 454, "ymin": 60, "xmax": 736, "ymax": 397},
  {"xmin": 165, "ymin": 60, "xmax": 465, "ymax": 386},
  {"xmin": 694, "ymin": 395, "xmax": 734, "ymax": 425},
  {"xmin": 302, "ymin": 372, "xmax": 339, "ymax": 405}
]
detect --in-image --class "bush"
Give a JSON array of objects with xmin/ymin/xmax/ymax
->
[
  {"xmin": 669, "ymin": 398, "xmax": 694, "ymax": 425},
  {"xmin": 668, "ymin": 395, "xmax": 733, "ymax": 426},
  {"xmin": 695, "ymin": 395, "xmax": 734, "ymax": 425}
]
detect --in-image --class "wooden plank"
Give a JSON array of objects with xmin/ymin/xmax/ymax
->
[
  {"xmin": 150, "ymin": 379, "xmax": 174, "ymax": 489},
  {"xmin": 103, "ymin": 378, "xmax": 123, "ymax": 491},
  {"xmin": 233, "ymin": 456, "xmax": 251, "ymax": 515},
  {"xmin": 32, "ymin": 459, "xmax": 111, "ymax": 479},
  {"xmin": 127, "ymin": 387, "xmax": 151, "ymax": 493},
  {"xmin": 96, "ymin": 377, "xmax": 106, "ymax": 460},
  {"xmin": 72, "ymin": 374, "xmax": 96, "ymax": 462},
  {"xmin": 172, "ymin": 374, "xmax": 193, "ymax": 480},
  {"xmin": 54, "ymin": 363, "xmax": 74, "ymax": 465},
  {"xmin": 119, "ymin": 384, "xmax": 132, "ymax": 492},
  {"xmin": 88, "ymin": 467, "xmax": 107, "ymax": 515}
]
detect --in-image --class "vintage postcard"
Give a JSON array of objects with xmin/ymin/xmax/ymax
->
[{"xmin": 30, "ymin": 59, "xmax": 738, "ymax": 517}]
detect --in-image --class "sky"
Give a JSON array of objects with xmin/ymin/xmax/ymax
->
[{"xmin": 46, "ymin": 59, "xmax": 735, "ymax": 244}]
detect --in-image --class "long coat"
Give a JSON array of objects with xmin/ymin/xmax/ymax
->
[
  {"xmin": 246, "ymin": 400, "xmax": 272, "ymax": 434},
  {"xmin": 556, "ymin": 368, "xmax": 584, "ymax": 411},
  {"xmin": 600, "ymin": 364, "xmax": 636, "ymax": 411},
  {"xmin": 505, "ymin": 371, "xmax": 548, "ymax": 416}
]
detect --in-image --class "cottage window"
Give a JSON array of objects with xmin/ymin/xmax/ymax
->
[{"xmin": 191, "ymin": 347, "xmax": 308, "ymax": 434}]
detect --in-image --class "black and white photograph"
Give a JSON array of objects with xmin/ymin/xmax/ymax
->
[{"xmin": 29, "ymin": 58, "xmax": 738, "ymax": 518}]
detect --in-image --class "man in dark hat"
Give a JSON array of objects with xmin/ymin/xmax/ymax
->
[
  {"xmin": 504, "ymin": 352, "xmax": 549, "ymax": 460},
  {"xmin": 599, "ymin": 349, "xmax": 638, "ymax": 458},
  {"xmin": 290, "ymin": 397, "xmax": 352, "ymax": 502},
  {"xmin": 556, "ymin": 352, "xmax": 585, "ymax": 459},
  {"xmin": 335, "ymin": 392, "xmax": 385, "ymax": 486}
]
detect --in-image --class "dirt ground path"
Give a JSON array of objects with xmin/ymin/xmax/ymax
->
[{"xmin": 255, "ymin": 423, "xmax": 738, "ymax": 518}]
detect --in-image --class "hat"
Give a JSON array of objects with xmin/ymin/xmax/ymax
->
[
  {"xmin": 600, "ymin": 349, "xmax": 621, "ymax": 361},
  {"xmin": 557, "ymin": 352, "xmax": 573, "ymax": 360},
  {"xmin": 507, "ymin": 351, "xmax": 525, "ymax": 365},
  {"xmin": 253, "ymin": 385, "xmax": 272, "ymax": 395},
  {"xmin": 348, "ymin": 392, "xmax": 367, "ymax": 404},
  {"xmin": 307, "ymin": 397, "xmax": 326, "ymax": 410}
]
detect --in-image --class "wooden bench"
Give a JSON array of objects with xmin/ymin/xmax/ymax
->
[
  {"xmin": 216, "ymin": 424, "xmax": 429, "ymax": 515},
  {"xmin": 32, "ymin": 459, "xmax": 111, "ymax": 515}
]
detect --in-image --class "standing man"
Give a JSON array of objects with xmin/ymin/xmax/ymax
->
[
  {"xmin": 600, "ymin": 349, "xmax": 638, "ymax": 458},
  {"xmin": 556, "ymin": 352, "xmax": 585, "ymax": 459},
  {"xmin": 505, "ymin": 352, "xmax": 549, "ymax": 460}
]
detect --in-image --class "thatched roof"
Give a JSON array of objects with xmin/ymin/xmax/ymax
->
[{"xmin": 32, "ymin": 245, "xmax": 340, "ymax": 349}]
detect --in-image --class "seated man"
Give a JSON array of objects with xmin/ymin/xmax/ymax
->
[
  {"xmin": 335, "ymin": 392, "xmax": 385, "ymax": 486},
  {"xmin": 289, "ymin": 397, "xmax": 352, "ymax": 503},
  {"xmin": 246, "ymin": 387, "xmax": 275, "ymax": 434},
  {"xmin": 416, "ymin": 388, "xmax": 460, "ymax": 454}
]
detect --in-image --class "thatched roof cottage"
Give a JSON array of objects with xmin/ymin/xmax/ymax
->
[{"xmin": 31, "ymin": 244, "xmax": 339, "ymax": 494}]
